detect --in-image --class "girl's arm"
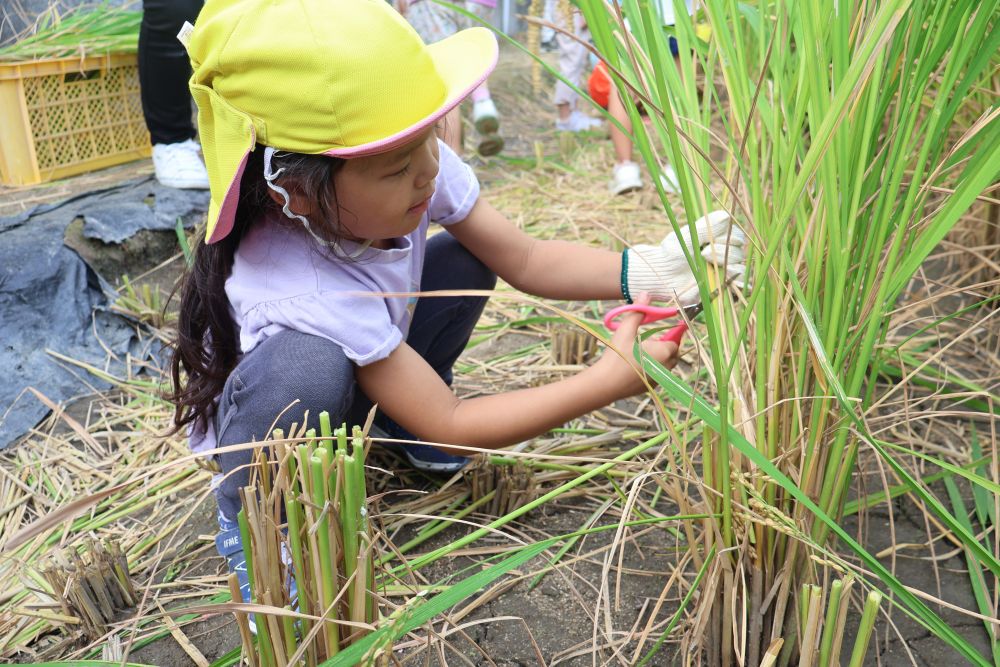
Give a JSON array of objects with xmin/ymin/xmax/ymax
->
[
  {"xmin": 447, "ymin": 198, "xmax": 625, "ymax": 301},
  {"xmin": 355, "ymin": 299, "xmax": 677, "ymax": 451}
]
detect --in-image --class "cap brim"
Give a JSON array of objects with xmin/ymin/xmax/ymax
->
[{"xmin": 323, "ymin": 27, "xmax": 498, "ymax": 158}]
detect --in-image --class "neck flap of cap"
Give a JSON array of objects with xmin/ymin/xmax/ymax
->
[{"xmin": 190, "ymin": 82, "xmax": 260, "ymax": 243}]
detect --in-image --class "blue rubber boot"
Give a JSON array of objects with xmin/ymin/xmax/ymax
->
[
  {"xmin": 216, "ymin": 512, "xmax": 298, "ymax": 634},
  {"xmin": 215, "ymin": 513, "xmax": 255, "ymax": 633}
]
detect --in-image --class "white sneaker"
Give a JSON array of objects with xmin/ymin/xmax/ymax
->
[
  {"xmin": 556, "ymin": 110, "xmax": 604, "ymax": 132},
  {"xmin": 473, "ymin": 97, "xmax": 500, "ymax": 135},
  {"xmin": 152, "ymin": 139, "xmax": 209, "ymax": 190},
  {"xmin": 658, "ymin": 164, "xmax": 681, "ymax": 194},
  {"xmin": 611, "ymin": 161, "xmax": 643, "ymax": 195},
  {"xmin": 472, "ymin": 97, "xmax": 504, "ymax": 156}
]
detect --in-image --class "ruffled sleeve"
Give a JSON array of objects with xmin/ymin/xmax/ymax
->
[
  {"xmin": 429, "ymin": 140, "xmax": 480, "ymax": 226},
  {"xmin": 238, "ymin": 292, "xmax": 404, "ymax": 366}
]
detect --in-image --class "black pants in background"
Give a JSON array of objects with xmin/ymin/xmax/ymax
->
[{"xmin": 139, "ymin": 0, "xmax": 204, "ymax": 145}]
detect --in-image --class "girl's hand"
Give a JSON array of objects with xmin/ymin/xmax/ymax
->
[{"xmin": 593, "ymin": 293, "xmax": 679, "ymax": 401}]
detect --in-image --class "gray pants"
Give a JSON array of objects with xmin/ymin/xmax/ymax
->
[{"xmin": 214, "ymin": 233, "xmax": 496, "ymax": 519}]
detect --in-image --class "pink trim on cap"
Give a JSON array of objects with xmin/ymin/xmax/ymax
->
[
  {"xmin": 323, "ymin": 44, "xmax": 498, "ymax": 158},
  {"xmin": 207, "ymin": 148, "xmax": 251, "ymax": 244}
]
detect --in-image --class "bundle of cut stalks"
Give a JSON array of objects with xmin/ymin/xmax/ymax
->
[
  {"xmin": 550, "ymin": 326, "xmax": 598, "ymax": 366},
  {"xmin": 38, "ymin": 538, "xmax": 136, "ymax": 641},
  {"xmin": 463, "ymin": 455, "xmax": 538, "ymax": 516},
  {"xmin": 234, "ymin": 414, "xmax": 378, "ymax": 666}
]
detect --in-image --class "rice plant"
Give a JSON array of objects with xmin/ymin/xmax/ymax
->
[
  {"xmin": 234, "ymin": 417, "xmax": 377, "ymax": 665},
  {"xmin": 571, "ymin": 0, "xmax": 1000, "ymax": 663}
]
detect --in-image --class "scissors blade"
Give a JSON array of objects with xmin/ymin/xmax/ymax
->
[
  {"xmin": 683, "ymin": 275, "xmax": 738, "ymax": 321},
  {"xmin": 681, "ymin": 302, "xmax": 704, "ymax": 320}
]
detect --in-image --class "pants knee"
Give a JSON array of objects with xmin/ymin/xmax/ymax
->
[
  {"xmin": 214, "ymin": 331, "xmax": 354, "ymax": 519},
  {"xmin": 217, "ymin": 330, "xmax": 355, "ymax": 446},
  {"xmin": 427, "ymin": 233, "xmax": 497, "ymax": 292}
]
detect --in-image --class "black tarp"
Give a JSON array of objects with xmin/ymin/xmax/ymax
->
[{"xmin": 0, "ymin": 177, "xmax": 207, "ymax": 449}]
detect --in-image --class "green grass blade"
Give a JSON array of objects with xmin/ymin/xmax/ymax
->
[{"xmin": 944, "ymin": 476, "xmax": 1000, "ymax": 665}]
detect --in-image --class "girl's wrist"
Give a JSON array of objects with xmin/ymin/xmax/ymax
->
[{"xmin": 580, "ymin": 356, "xmax": 628, "ymax": 405}]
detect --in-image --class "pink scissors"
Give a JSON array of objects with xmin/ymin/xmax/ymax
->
[
  {"xmin": 603, "ymin": 301, "xmax": 705, "ymax": 345},
  {"xmin": 604, "ymin": 278, "xmax": 735, "ymax": 345}
]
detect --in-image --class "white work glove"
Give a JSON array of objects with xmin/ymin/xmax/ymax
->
[{"xmin": 623, "ymin": 210, "xmax": 746, "ymax": 306}]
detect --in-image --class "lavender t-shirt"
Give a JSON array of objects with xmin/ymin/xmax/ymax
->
[
  {"xmin": 188, "ymin": 141, "xmax": 478, "ymax": 458},
  {"xmin": 227, "ymin": 140, "xmax": 479, "ymax": 364}
]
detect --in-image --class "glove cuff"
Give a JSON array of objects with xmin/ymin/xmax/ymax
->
[{"xmin": 620, "ymin": 249, "xmax": 633, "ymax": 304}]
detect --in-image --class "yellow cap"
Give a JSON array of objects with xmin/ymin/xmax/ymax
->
[{"xmin": 187, "ymin": 0, "xmax": 498, "ymax": 243}]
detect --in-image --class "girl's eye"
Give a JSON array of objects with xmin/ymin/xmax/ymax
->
[{"xmin": 391, "ymin": 164, "xmax": 411, "ymax": 178}]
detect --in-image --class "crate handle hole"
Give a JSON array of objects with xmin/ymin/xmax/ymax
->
[{"xmin": 64, "ymin": 69, "xmax": 102, "ymax": 83}]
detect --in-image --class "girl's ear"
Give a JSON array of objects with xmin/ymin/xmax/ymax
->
[{"xmin": 266, "ymin": 182, "xmax": 316, "ymax": 217}]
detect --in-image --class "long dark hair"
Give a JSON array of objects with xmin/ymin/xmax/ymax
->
[{"xmin": 166, "ymin": 148, "xmax": 346, "ymax": 435}]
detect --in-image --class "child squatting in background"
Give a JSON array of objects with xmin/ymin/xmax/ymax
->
[{"xmin": 167, "ymin": 0, "xmax": 745, "ymax": 603}]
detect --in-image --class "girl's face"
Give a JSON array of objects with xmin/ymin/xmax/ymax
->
[{"xmin": 333, "ymin": 129, "xmax": 440, "ymax": 247}]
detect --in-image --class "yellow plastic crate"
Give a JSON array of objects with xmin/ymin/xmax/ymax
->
[{"xmin": 0, "ymin": 53, "xmax": 151, "ymax": 186}]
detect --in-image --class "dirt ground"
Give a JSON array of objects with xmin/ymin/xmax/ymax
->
[{"xmin": 2, "ymin": 43, "xmax": 993, "ymax": 667}]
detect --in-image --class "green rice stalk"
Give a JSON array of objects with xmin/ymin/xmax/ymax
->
[
  {"xmin": 796, "ymin": 584, "xmax": 823, "ymax": 667},
  {"xmin": 847, "ymin": 591, "xmax": 883, "ymax": 667},
  {"xmin": 283, "ymin": 456, "xmax": 317, "ymax": 665},
  {"xmin": 309, "ymin": 451, "xmax": 340, "ymax": 657},
  {"xmin": 319, "ymin": 413, "xmax": 334, "ymax": 455},
  {"xmin": 816, "ymin": 577, "xmax": 846, "ymax": 666}
]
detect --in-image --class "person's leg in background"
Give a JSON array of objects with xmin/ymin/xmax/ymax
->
[
  {"xmin": 540, "ymin": 0, "xmax": 557, "ymax": 47},
  {"xmin": 606, "ymin": 83, "xmax": 643, "ymax": 195},
  {"xmin": 139, "ymin": 0, "xmax": 209, "ymax": 189},
  {"xmin": 464, "ymin": 1, "xmax": 504, "ymax": 156},
  {"xmin": 554, "ymin": 9, "xmax": 602, "ymax": 132}
]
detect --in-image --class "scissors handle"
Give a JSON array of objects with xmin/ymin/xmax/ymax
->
[
  {"xmin": 603, "ymin": 303, "xmax": 682, "ymax": 330},
  {"xmin": 661, "ymin": 322, "xmax": 688, "ymax": 345}
]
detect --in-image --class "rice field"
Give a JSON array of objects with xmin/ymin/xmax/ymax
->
[{"xmin": 0, "ymin": 4, "xmax": 998, "ymax": 665}]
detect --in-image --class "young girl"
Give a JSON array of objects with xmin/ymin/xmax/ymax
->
[{"xmin": 169, "ymin": 0, "xmax": 741, "ymax": 602}]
